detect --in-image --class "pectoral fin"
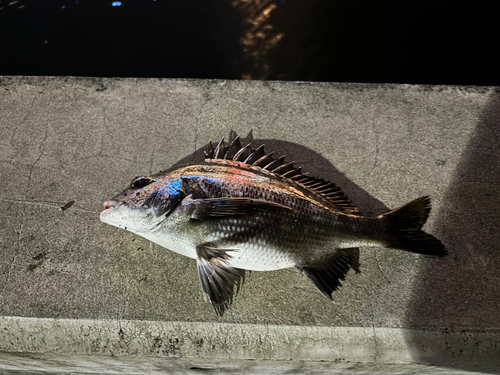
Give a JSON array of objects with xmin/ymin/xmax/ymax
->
[
  {"xmin": 182, "ymin": 195, "xmax": 290, "ymax": 221},
  {"xmin": 298, "ymin": 248, "xmax": 360, "ymax": 300},
  {"xmin": 196, "ymin": 243, "xmax": 245, "ymax": 316}
]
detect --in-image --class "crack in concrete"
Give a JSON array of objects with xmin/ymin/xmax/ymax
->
[
  {"xmin": 10, "ymin": 92, "xmax": 39, "ymax": 144},
  {"xmin": 27, "ymin": 152, "xmax": 44, "ymax": 195},
  {"xmin": 72, "ymin": 103, "xmax": 125, "ymax": 164},
  {"xmin": 96, "ymin": 103, "xmax": 109, "ymax": 159},
  {"xmin": 76, "ymin": 154, "xmax": 135, "ymax": 163},
  {"xmin": 372, "ymin": 324, "xmax": 380, "ymax": 362},
  {"xmin": 27, "ymin": 121, "xmax": 49, "ymax": 197},
  {"xmin": 192, "ymin": 89, "xmax": 210, "ymax": 162},
  {"xmin": 76, "ymin": 103, "xmax": 110, "ymax": 162},
  {"xmin": 374, "ymin": 251, "xmax": 389, "ymax": 283}
]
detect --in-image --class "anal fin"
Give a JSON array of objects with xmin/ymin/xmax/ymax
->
[{"xmin": 298, "ymin": 248, "xmax": 360, "ymax": 300}]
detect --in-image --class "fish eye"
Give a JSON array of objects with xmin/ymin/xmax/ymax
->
[{"xmin": 131, "ymin": 177, "xmax": 153, "ymax": 190}]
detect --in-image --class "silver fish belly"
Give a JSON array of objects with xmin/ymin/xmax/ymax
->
[{"xmin": 100, "ymin": 136, "xmax": 446, "ymax": 316}]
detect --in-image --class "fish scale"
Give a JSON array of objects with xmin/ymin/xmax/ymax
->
[{"xmin": 100, "ymin": 135, "xmax": 446, "ymax": 316}]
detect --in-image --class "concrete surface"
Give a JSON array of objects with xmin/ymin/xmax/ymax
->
[
  {"xmin": 0, "ymin": 76, "xmax": 499, "ymax": 371},
  {"xmin": 0, "ymin": 352, "xmax": 497, "ymax": 375},
  {"xmin": 2, "ymin": 316, "xmax": 498, "ymax": 365}
]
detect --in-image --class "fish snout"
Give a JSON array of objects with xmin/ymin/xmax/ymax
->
[
  {"xmin": 100, "ymin": 200, "xmax": 124, "ymax": 223},
  {"xmin": 102, "ymin": 200, "xmax": 121, "ymax": 210}
]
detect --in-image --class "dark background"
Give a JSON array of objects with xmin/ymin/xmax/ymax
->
[{"xmin": 1, "ymin": 0, "xmax": 499, "ymax": 85}]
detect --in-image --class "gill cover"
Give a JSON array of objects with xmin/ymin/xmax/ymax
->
[{"xmin": 150, "ymin": 177, "xmax": 185, "ymax": 217}]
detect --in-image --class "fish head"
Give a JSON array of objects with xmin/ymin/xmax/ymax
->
[{"xmin": 100, "ymin": 175, "xmax": 184, "ymax": 233}]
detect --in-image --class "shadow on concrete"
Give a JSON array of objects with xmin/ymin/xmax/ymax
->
[
  {"xmin": 405, "ymin": 93, "xmax": 500, "ymax": 370},
  {"xmin": 167, "ymin": 129, "xmax": 500, "ymax": 367}
]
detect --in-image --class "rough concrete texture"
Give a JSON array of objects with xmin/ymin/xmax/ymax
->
[
  {"xmin": 0, "ymin": 352, "xmax": 497, "ymax": 375},
  {"xmin": 1, "ymin": 316, "xmax": 498, "ymax": 367},
  {"xmin": 0, "ymin": 77, "xmax": 499, "ymax": 369}
]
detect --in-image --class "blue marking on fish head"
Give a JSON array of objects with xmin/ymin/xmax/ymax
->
[{"xmin": 149, "ymin": 177, "xmax": 184, "ymax": 218}]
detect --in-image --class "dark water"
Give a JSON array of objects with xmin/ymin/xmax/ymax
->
[{"xmin": 1, "ymin": 0, "xmax": 499, "ymax": 85}]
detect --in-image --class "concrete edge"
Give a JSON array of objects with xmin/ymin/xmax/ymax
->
[
  {"xmin": 1, "ymin": 75, "xmax": 498, "ymax": 93},
  {"xmin": 0, "ymin": 353, "xmax": 496, "ymax": 375},
  {"xmin": 1, "ymin": 317, "xmax": 499, "ymax": 366}
]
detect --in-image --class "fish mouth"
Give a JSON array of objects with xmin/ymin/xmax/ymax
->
[
  {"xmin": 100, "ymin": 200, "xmax": 122, "ymax": 223},
  {"xmin": 102, "ymin": 200, "xmax": 121, "ymax": 210}
]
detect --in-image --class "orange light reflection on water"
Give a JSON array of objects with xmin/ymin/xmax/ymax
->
[{"xmin": 231, "ymin": 0, "xmax": 285, "ymax": 80}]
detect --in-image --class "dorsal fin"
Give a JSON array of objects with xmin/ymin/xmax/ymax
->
[{"xmin": 204, "ymin": 137, "xmax": 360, "ymax": 214}]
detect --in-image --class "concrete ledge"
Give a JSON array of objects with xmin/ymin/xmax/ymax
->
[
  {"xmin": 1, "ymin": 317, "xmax": 499, "ymax": 367},
  {"xmin": 0, "ymin": 353, "xmax": 496, "ymax": 375},
  {"xmin": 1, "ymin": 77, "xmax": 500, "ymax": 371}
]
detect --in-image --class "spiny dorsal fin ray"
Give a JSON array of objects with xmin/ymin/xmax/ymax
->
[
  {"xmin": 233, "ymin": 142, "xmax": 252, "ymax": 162},
  {"xmin": 225, "ymin": 137, "xmax": 242, "ymax": 160},
  {"xmin": 272, "ymin": 161, "xmax": 295, "ymax": 175},
  {"xmin": 254, "ymin": 152, "xmax": 275, "ymax": 168},
  {"xmin": 204, "ymin": 141, "xmax": 215, "ymax": 159},
  {"xmin": 214, "ymin": 138, "xmax": 226, "ymax": 159},
  {"xmin": 205, "ymin": 137, "xmax": 360, "ymax": 214},
  {"xmin": 281, "ymin": 167, "xmax": 302, "ymax": 178},
  {"xmin": 243, "ymin": 144, "xmax": 266, "ymax": 165},
  {"xmin": 264, "ymin": 155, "xmax": 285, "ymax": 171}
]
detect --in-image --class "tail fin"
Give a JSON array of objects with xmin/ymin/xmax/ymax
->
[{"xmin": 382, "ymin": 196, "xmax": 447, "ymax": 257}]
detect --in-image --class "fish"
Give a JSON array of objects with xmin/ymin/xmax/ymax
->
[{"xmin": 100, "ymin": 135, "xmax": 446, "ymax": 316}]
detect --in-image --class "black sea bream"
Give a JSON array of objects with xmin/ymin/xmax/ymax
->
[{"xmin": 100, "ymin": 136, "xmax": 446, "ymax": 315}]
